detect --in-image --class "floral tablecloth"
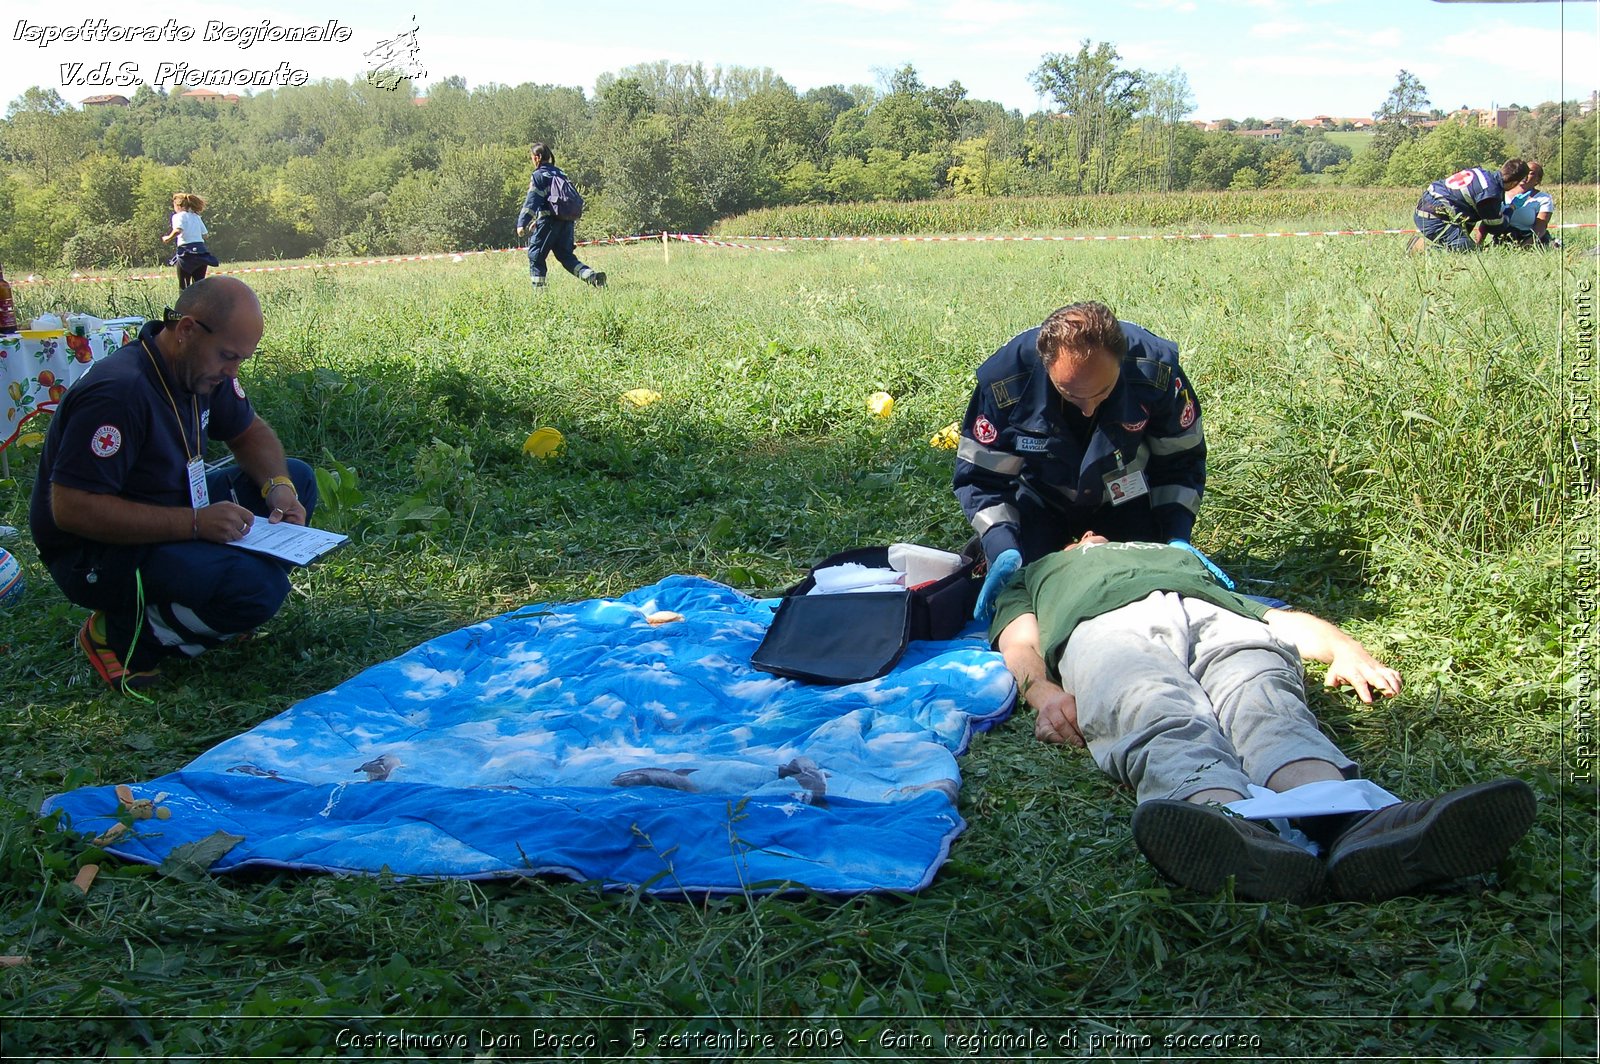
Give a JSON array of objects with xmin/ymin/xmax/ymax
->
[{"xmin": 1, "ymin": 319, "xmax": 143, "ymax": 452}]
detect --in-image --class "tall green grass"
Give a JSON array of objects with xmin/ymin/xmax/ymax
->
[
  {"xmin": 717, "ymin": 185, "xmax": 1599, "ymax": 239},
  {"xmin": 0, "ymin": 227, "xmax": 1592, "ymax": 1059}
]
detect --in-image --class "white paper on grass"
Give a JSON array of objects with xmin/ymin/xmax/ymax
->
[{"xmin": 1226, "ymin": 778, "xmax": 1401, "ymax": 821}]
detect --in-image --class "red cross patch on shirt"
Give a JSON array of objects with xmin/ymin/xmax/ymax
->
[{"xmin": 90, "ymin": 424, "xmax": 123, "ymax": 458}]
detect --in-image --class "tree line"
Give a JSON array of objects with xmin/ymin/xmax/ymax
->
[{"xmin": 0, "ymin": 44, "xmax": 1592, "ymax": 272}]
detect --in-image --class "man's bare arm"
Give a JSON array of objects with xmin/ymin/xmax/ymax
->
[
  {"xmin": 52, "ymin": 483, "xmax": 256, "ymax": 544},
  {"xmin": 995, "ymin": 611, "xmax": 1084, "ymax": 746},
  {"xmin": 225, "ymin": 416, "xmax": 306, "ymax": 525},
  {"xmin": 1263, "ymin": 608, "xmax": 1402, "ymax": 704}
]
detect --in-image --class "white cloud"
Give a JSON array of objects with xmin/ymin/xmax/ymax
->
[
  {"xmin": 1130, "ymin": 0, "xmax": 1198, "ymax": 13},
  {"xmin": 727, "ymin": 676, "xmax": 791, "ymax": 700},
  {"xmin": 1247, "ymin": 19, "xmax": 1313, "ymax": 40},
  {"xmin": 812, "ymin": 0, "xmax": 917, "ymax": 12},
  {"xmin": 933, "ymin": 0, "xmax": 1048, "ymax": 28},
  {"xmin": 401, "ymin": 662, "xmax": 464, "ymax": 700},
  {"xmin": 1440, "ymin": 22, "xmax": 1594, "ymax": 84}
]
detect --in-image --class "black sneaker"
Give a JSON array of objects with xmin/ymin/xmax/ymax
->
[
  {"xmin": 1131, "ymin": 799, "xmax": 1324, "ymax": 903},
  {"xmin": 1324, "ymin": 778, "xmax": 1535, "ymax": 901},
  {"xmin": 586, "ymin": 270, "xmax": 607, "ymax": 288}
]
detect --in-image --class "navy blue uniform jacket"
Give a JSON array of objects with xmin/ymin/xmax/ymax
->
[{"xmin": 953, "ymin": 321, "xmax": 1205, "ymax": 562}]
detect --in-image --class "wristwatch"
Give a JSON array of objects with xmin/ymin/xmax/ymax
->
[{"xmin": 260, "ymin": 475, "xmax": 297, "ymax": 500}]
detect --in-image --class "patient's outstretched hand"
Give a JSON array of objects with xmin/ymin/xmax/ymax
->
[{"xmin": 1325, "ymin": 648, "xmax": 1402, "ymax": 704}]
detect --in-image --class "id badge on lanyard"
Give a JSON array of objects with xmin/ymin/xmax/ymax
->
[
  {"xmin": 188, "ymin": 456, "xmax": 210, "ymax": 509},
  {"xmin": 1103, "ymin": 467, "xmax": 1149, "ymax": 506}
]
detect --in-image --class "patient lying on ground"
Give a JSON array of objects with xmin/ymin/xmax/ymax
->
[{"xmin": 989, "ymin": 534, "xmax": 1535, "ymax": 903}]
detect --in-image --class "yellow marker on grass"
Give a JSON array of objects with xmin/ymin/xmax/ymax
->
[
  {"xmin": 523, "ymin": 427, "xmax": 565, "ymax": 460},
  {"xmin": 621, "ymin": 388, "xmax": 662, "ymax": 408}
]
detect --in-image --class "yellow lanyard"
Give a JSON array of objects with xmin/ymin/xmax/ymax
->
[{"xmin": 141, "ymin": 338, "xmax": 201, "ymax": 462}]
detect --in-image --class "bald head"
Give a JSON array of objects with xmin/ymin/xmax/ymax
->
[
  {"xmin": 173, "ymin": 275, "xmax": 260, "ymax": 328},
  {"xmin": 160, "ymin": 275, "xmax": 265, "ymax": 395}
]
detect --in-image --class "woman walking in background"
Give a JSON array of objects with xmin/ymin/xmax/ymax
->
[
  {"xmin": 515, "ymin": 144, "xmax": 605, "ymax": 291},
  {"xmin": 162, "ymin": 192, "xmax": 220, "ymax": 290}
]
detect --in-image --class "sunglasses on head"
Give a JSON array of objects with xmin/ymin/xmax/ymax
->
[{"xmin": 163, "ymin": 308, "xmax": 214, "ymax": 333}]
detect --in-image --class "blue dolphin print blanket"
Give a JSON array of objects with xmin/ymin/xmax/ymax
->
[{"xmin": 44, "ymin": 576, "xmax": 1016, "ymax": 894}]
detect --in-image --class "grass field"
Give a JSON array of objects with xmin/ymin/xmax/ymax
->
[
  {"xmin": 1323, "ymin": 131, "xmax": 1373, "ymax": 156},
  {"xmin": 1, "ymin": 219, "xmax": 1595, "ymax": 1060}
]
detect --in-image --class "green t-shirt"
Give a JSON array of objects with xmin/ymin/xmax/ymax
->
[{"xmin": 987, "ymin": 542, "xmax": 1271, "ymax": 681}]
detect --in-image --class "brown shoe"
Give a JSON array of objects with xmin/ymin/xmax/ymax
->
[
  {"xmin": 1325, "ymin": 778, "xmax": 1536, "ymax": 901},
  {"xmin": 1132, "ymin": 799, "xmax": 1324, "ymax": 904}
]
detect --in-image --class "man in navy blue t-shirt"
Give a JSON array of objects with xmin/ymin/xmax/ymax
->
[{"xmin": 29, "ymin": 276, "xmax": 318, "ymax": 690}]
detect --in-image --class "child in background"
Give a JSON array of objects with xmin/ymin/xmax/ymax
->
[{"xmin": 162, "ymin": 193, "xmax": 220, "ymax": 290}]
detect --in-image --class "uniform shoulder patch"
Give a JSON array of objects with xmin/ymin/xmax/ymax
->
[
  {"xmin": 90, "ymin": 424, "xmax": 123, "ymax": 458},
  {"xmin": 1126, "ymin": 357, "xmax": 1172, "ymax": 393},
  {"xmin": 988, "ymin": 372, "xmax": 1029, "ymax": 410}
]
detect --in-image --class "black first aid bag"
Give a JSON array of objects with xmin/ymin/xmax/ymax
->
[{"xmin": 750, "ymin": 541, "xmax": 981, "ymax": 685}]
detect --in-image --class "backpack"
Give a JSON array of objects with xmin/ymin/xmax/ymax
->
[{"xmin": 544, "ymin": 168, "xmax": 585, "ymax": 221}]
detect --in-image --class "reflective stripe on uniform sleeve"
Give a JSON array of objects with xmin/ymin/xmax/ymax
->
[
  {"xmin": 1121, "ymin": 441, "xmax": 1151, "ymax": 474},
  {"xmin": 957, "ymin": 437, "xmax": 1025, "ymax": 475},
  {"xmin": 1150, "ymin": 485, "xmax": 1201, "ymax": 512},
  {"xmin": 1148, "ymin": 424, "xmax": 1205, "ymax": 456},
  {"xmin": 971, "ymin": 502, "xmax": 1021, "ymax": 535}
]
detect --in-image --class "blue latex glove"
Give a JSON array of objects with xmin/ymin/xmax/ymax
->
[
  {"xmin": 1168, "ymin": 538, "xmax": 1236, "ymax": 590},
  {"xmin": 974, "ymin": 549, "xmax": 1022, "ymax": 623}
]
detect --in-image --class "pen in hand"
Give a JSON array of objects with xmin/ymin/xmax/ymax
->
[{"xmin": 227, "ymin": 487, "xmax": 252, "ymax": 538}]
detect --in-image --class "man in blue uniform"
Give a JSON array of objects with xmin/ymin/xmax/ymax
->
[
  {"xmin": 991, "ymin": 533, "xmax": 1537, "ymax": 903},
  {"xmin": 515, "ymin": 142, "xmax": 605, "ymax": 290},
  {"xmin": 29, "ymin": 276, "xmax": 318, "ymax": 691},
  {"xmin": 1413, "ymin": 158, "xmax": 1528, "ymax": 251},
  {"xmin": 954, "ymin": 301, "xmax": 1209, "ymax": 619}
]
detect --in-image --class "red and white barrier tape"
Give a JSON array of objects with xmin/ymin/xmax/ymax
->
[
  {"xmin": 11, "ymin": 222, "xmax": 1591, "ymax": 286},
  {"xmin": 10, "ymin": 233, "xmax": 662, "ymax": 287},
  {"xmin": 666, "ymin": 233, "xmax": 788, "ymax": 252}
]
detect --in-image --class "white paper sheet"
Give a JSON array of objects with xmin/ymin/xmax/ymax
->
[
  {"xmin": 1226, "ymin": 779, "xmax": 1401, "ymax": 821},
  {"xmin": 229, "ymin": 520, "xmax": 348, "ymax": 566}
]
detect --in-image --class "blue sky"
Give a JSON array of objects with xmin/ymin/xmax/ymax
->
[{"xmin": 3, "ymin": 0, "xmax": 1595, "ymax": 120}]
